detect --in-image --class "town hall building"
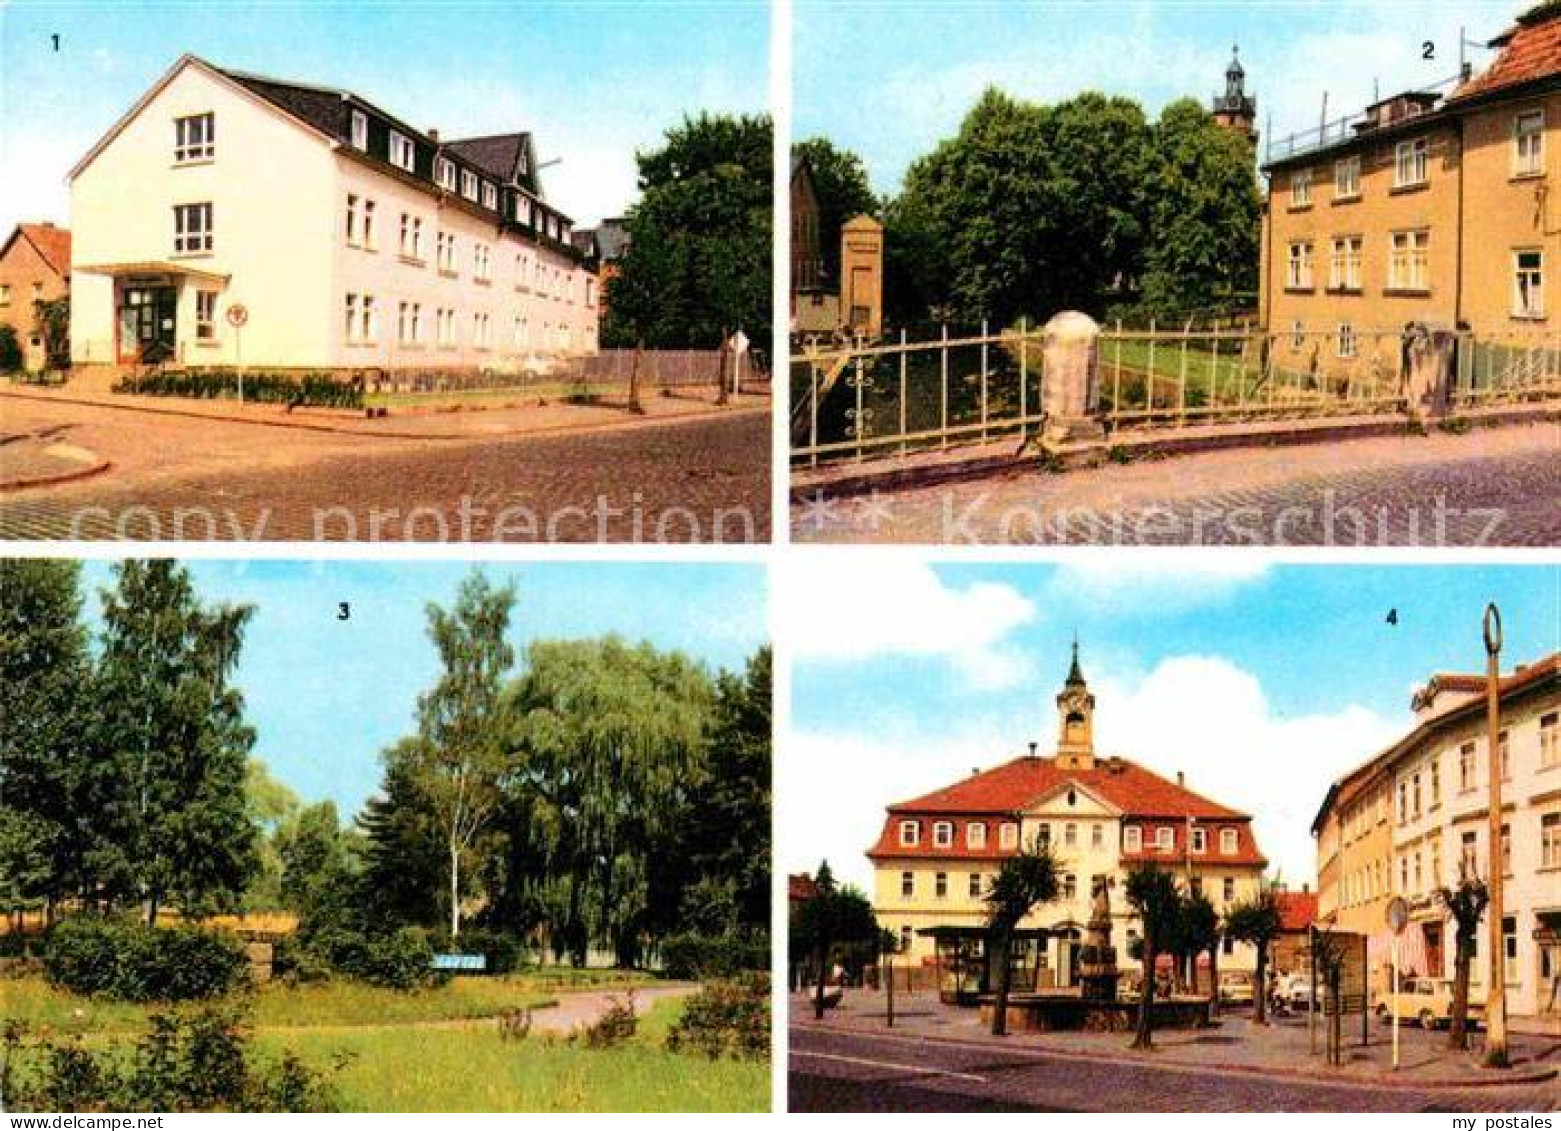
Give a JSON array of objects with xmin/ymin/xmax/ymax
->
[
  {"xmin": 67, "ymin": 55, "xmax": 599, "ymax": 372},
  {"xmin": 868, "ymin": 648, "xmax": 1270, "ymax": 986}
]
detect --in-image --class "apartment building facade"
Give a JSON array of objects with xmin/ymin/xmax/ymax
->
[
  {"xmin": 868, "ymin": 648, "xmax": 1269, "ymax": 982},
  {"xmin": 1313, "ymin": 652, "xmax": 1560, "ymax": 1017},
  {"xmin": 68, "ymin": 55, "xmax": 598, "ymax": 371},
  {"xmin": 1260, "ymin": 5, "xmax": 1561, "ymax": 366}
]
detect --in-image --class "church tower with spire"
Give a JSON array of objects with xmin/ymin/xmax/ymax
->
[
  {"xmin": 1211, "ymin": 45, "xmax": 1259, "ymax": 146},
  {"xmin": 1055, "ymin": 641, "xmax": 1096, "ymax": 770}
]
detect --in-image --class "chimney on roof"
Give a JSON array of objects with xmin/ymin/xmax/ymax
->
[
  {"xmin": 1028, "ymin": 742, "xmax": 1038, "ymax": 758},
  {"xmin": 971, "ymin": 766, "xmax": 980, "ymax": 777},
  {"xmin": 1303, "ymin": 882, "xmax": 1311, "ymax": 894},
  {"xmin": 1176, "ymin": 770, "xmax": 1185, "ymax": 787},
  {"xmin": 428, "ymin": 129, "xmax": 440, "ymax": 143}
]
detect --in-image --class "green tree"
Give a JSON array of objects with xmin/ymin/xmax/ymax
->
[
  {"xmin": 1436, "ymin": 868, "xmax": 1490, "ymax": 1051},
  {"xmin": 357, "ymin": 743, "xmax": 449, "ymax": 928},
  {"xmin": 1138, "ymin": 99, "xmax": 1260, "ymax": 319},
  {"xmin": 1125, "ymin": 864, "xmax": 1182, "ymax": 1049},
  {"xmin": 408, "ymin": 571, "xmax": 517, "ymax": 939},
  {"xmin": 984, "ymin": 837, "xmax": 1062, "ymax": 1036},
  {"xmin": 243, "ymin": 759, "xmax": 301, "ymax": 912},
  {"xmin": 1174, "ymin": 888, "xmax": 1219, "ymax": 996},
  {"xmin": 92, "ymin": 561, "xmax": 258, "ymax": 924},
  {"xmin": 32, "ymin": 296, "xmax": 70, "ymax": 371},
  {"xmin": 790, "ymin": 861, "xmax": 879, "ymax": 1020},
  {"xmin": 793, "ymin": 138, "xmax": 879, "ymax": 286},
  {"xmin": 0, "ymin": 323, "xmax": 21, "ymax": 372},
  {"xmin": 0, "ymin": 560, "xmax": 91, "ymax": 926},
  {"xmin": 1224, "ymin": 889, "xmax": 1283, "ymax": 1024},
  {"xmin": 278, "ymin": 800, "xmax": 359, "ymax": 934},
  {"xmin": 508, "ymin": 636, "xmax": 713, "ymax": 966},
  {"xmin": 603, "ymin": 113, "xmax": 772, "ymax": 349}
]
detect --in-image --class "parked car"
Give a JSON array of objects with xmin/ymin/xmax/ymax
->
[
  {"xmin": 1218, "ymin": 971, "xmax": 1255, "ymax": 1006},
  {"xmin": 1277, "ymin": 973, "xmax": 1314, "ymax": 1009},
  {"xmin": 1373, "ymin": 977, "xmax": 1485, "ymax": 1030}
]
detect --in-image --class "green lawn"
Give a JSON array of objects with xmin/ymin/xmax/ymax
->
[{"xmin": 2, "ymin": 976, "xmax": 767, "ymax": 1111}]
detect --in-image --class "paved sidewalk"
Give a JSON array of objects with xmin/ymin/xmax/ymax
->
[
  {"xmin": 793, "ymin": 990, "xmax": 1560, "ymax": 1090},
  {"xmin": 0, "ymin": 430, "xmax": 109, "ymax": 490},
  {"xmin": 530, "ymin": 984, "xmax": 699, "ymax": 1035}
]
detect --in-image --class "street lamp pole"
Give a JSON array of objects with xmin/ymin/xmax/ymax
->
[{"xmin": 1482, "ymin": 603, "xmax": 1510, "ymax": 1068}]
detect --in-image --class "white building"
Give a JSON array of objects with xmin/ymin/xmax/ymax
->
[
  {"xmin": 1383, "ymin": 654, "xmax": 1559, "ymax": 1019},
  {"xmin": 68, "ymin": 55, "xmax": 599, "ymax": 371}
]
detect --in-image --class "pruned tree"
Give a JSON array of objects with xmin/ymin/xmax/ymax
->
[
  {"xmin": 790, "ymin": 861, "xmax": 879, "ymax": 1020},
  {"xmin": 1225, "ymin": 889, "xmax": 1283, "ymax": 1025},
  {"xmin": 1436, "ymin": 867, "xmax": 1490, "ymax": 1051},
  {"xmin": 983, "ymin": 837, "xmax": 1062, "ymax": 1036},
  {"xmin": 1176, "ymin": 888, "xmax": 1220, "ymax": 997},
  {"xmin": 1125, "ymin": 865, "xmax": 1182, "ymax": 1049},
  {"xmin": 410, "ymin": 570, "xmax": 518, "ymax": 939}
]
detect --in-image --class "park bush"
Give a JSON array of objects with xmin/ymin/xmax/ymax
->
[
  {"xmin": 665, "ymin": 974, "xmax": 769, "ymax": 1061},
  {"xmin": 41, "ymin": 917, "xmax": 248, "ymax": 1002},
  {"xmin": 112, "ymin": 369, "xmax": 364, "ymax": 410},
  {"xmin": 300, "ymin": 926, "xmax": 443, "ymax": 990},
  {"xmin": 658, "ymin": 931, "xmax": 769, "ymax": 980},
  {"xmin": 436, "ymin": 928, "xmax": 527, "ymax": 975},
  {"xmin": 573, "ymin": 992, "xmax": 638, "ymax": 1049},
  {"xmin": 2, "ymin": 1008, "xmax": 338, "ymax": 1112},
  {"xmin": 0, "ymin": 324, "xmax": 22, "ymax": 373}
]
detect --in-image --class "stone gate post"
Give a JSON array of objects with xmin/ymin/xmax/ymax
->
[
  {"xmin": 1402, "ymin": 322, "xmax": 1455, "ymax": 425},
  {"xmin": 1040, "ymin": 311, "xmax": 1106, "ymax": 462}
]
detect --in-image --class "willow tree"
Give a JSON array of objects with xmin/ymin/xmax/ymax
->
[
  {"xmin": 507, "ymin": 636, "xmax": 712, "ymax": 966},
  {"xmin": 410, "ymin": 571, "xmax": 517, "ymax": 939}
]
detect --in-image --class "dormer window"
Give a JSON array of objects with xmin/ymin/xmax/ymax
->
[
  {"xmin": 350, "ymin": 110, "xmax": 368, "ymax": 151},
  {"xmin": 1154, "ymin": 826, "xmax": 1174, "ymax": 851},
  {"xmin": 461, "ymin": 170, "xmax": 479, "ymax": 201},
  {"xmin": 933, "ymin": 821, "xmax": 953, "ymax": 848},
  {"xmin": 1290, "ymin": 168, "xmax": 1312, "ymax": 207},
  {"xmin": 999, "ymin": 822, "xmax": 1018, "ymax": 850},
  {"xmin": 435, "ymin": 157, "xmax": 457, "ymax": 191},
  {"xmin": 390, "ymin": 131, "xmax": 415, "ymax": 173},
  {"xmin": 967, "ymin": 822, "xmax": 986, "ymax": 849},
  {"xmin": 174, "ymin": 112, "xmax": 214, "ymax": 163},
  {"xmin": 1220, "ymin": 828, "xmax": 1239, "ymax": 855},
  {"xmin": 899, "ymin": 820, "xmax": 919, "ymax": 847},
  {"xmin": 518, "ymin": 147, "xmax": 529, "ymax": 174},
  {"xmin": 515, "ymin": 197, "xmax": 534, "ymax": 225},
  {"xmin": 482, "ymin": 182, "xmax": 498, "ymax": 210},
  {"xmin": 1124, "ymin": 826, "xmax": 1142, "ymax": 853},
  {"xmin": 1191, "ymin": 827, "xmax": 1207, "ymax": 854}
]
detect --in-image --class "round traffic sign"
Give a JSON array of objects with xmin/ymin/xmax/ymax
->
[{"xmin": 226, "ymin": 303, "xmax": 249, "ymax": 328}]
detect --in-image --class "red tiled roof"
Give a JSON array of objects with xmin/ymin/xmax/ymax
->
[
  {"xmin": 5, "ymin": 224, "xmax": 71, "ymax": 278},
  {"xmin": 868, "ymin": 755, "xmax": 1267, "ymax": 866},
  {"xmin": 788, "ymin": 874, "xmax": 819, "ymax": 902},
  {"xmin": 1275, "ymin": 891, "xmax": 1319, "ymax": 933},
  {"xmin": 1450, "ymin": 7, "xmax": 1561, "ymax": 103}
]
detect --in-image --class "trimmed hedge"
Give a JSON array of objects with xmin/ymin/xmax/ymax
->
[
  {"xmin": 113, "ymin": 369, "xmax": 363, "ymax": 410},
  {"xmin": 659, "ymin": 932, "xmax": 769, "ymax": 980},
  {"xmin": 42, "ymin": 918, "xmax": 249, "ymax": 1002}
]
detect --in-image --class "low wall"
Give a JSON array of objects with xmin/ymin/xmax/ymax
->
[{"xmin": 980, "ymin": 994, "xmax": 1212, "ymax": 1033}]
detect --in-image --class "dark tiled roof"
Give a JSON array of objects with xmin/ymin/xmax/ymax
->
[
  {"xmin": 1451, "ymin": 6, "xmax": 1561, "ymax": 102},
  {"xmin": 445, "ymin": 132, "xmax": 530, "ymax": 184},
  {"xmin": 218, "ymin": 68, "xmax": 348, "ymax": 140}
]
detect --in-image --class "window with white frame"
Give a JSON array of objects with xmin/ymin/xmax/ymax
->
[
  {"xmin": 899, "ymin": 820, "xmax": 919, "ymax": 847},
  {"xmin": 345, "ymin": 194, "xmax": 360, "ymax": 246},
  {"xmin": 482, "ymin": 182, "xmax": 498, "ymax": 210},
  {"xmin": 345, "ymin": 294, "xmax": 360, "ymax": 344},
  {"xmin": 900, "ymin": 872, "xmax": 914, "ymax": 897},
  {"xmin": 436, "ymin": 232, "xmax": 455, "ymax": 274},
  {"xmin": 1091, "ymin": 822, "xmax": 1104, "ymax": 849},
  {"xmin": 1389, "ymin": 230, "xmax": 1429, "ymax": 291},
  {"xmin": 515, "ymin": 196, "xmax": 533, "ymax": 225},
  {"xmin": 1290, "ymin": 168, "xmax": 1313, "ymax": 207},
  {"xmin": 173, "ymin": 202, "xmax": 213, "ymax": 253},
  {"xmin": 174, "ymin": 112, "xmax": 215, "ymax": 162},
  {"xmin": 933, "ymin": 821, "xmax": 953, "ymax": 848},
  {"xmin": 512, "ymin": 315, "xmax": 527, "ymax": 348},
  {"xmin": 1220, "ymin": 828, "xmax": 1238, "ymax": 855},
  {"xmin": 968, "ymin": 872, "xmax": 982, "ymax": 898},
  {"xmin": 399, "ymin": 213, "xmax": 423, "ymax": 260},
  {"xmin": 1459, "ymin": 742, "xmax": 1477, "ymax": 791},
  {"xmin": 999, "ymin": 822, "xmax": 1018, "ymax": 849},
  {"xmin": 397, "ymin": 301, "xmax": 420, "ymax": 345},
  {"xmin": 1330, "ymin": 235, "xmax": 1363, "ymax": 290},
  {"xmin": 474, "ymin": 311, "xmax": 490, "ymax": 349},
  {"xmin": 586, "ymin": 277, "xmax": 597, "ymax": 308},
  {"xmin": 1334, "ymin": 156, "xmax": 1361, "ymax": 199},
  {"xmin": 934, "ymin": 872, "xmax": 948, "ymax": 899},
  {"xmin": 361, "ymin": 200, "xmax": 376, "ymax": 249},
  {"xmin": 350, "ymin": 109, "xmax": 368, "ymax": 150},
  {"xmin": 1286, "ymin": 241, "xmax": 1314, "ymax": 289},
  {"xmin": 1514, "ymin": 249, "xmax": 1544, "ymax": 319},
  {"xmin": 435, "ymin": 157, "xmax": 457, "ymax": 191},
  {"xmin": 389, "ymin": 130, "xmax": 415, "ymax": 172},
  {"xmin": 461, "ymin": 170, "xmax": 479, "ymax": 201},
  {"xmin": 1337, "ymin": 322, "xmax": 1358, "ymax": 359},
  {"xmin": 1191, "ymin": 827, "xmax": 1207, "ymax": 854},
  {"xmin": 474, "ymin": 243, "xmax": 491, "ymax": 281},
  {"xmin": 1124, "ymin": 825, "xmax": 1142, "ymax": 852},
  {"xmin": 1222, "ymin": 877, "xmax": 1236, "ymax": 903},
  {"xmin": 1542, "ymin": 712, "xmax": 1558, "ymax": 768},
  {"xmin": 1542, "ymin": 812, "xmax": 1560, "ymax": 869},
  {"xmin": 1064, "ymin": 822, "xmax": 1077, "ymax": 847},
  {"xmin": 1514, "ymin": 109, "xmax": 1545, "ymax": 177},
  {"xmin": 195, "ymin": 291, "xmax": 216, "ymax": 340},
  {"xmin": 967, "ymin": 822, "xmax": 987, "ymax": 849},
  {"xmin": 1394, "ymin": 138, "xmax": 1429, "ymax": 188},
  {"xmin": 1154, "ymin": 826, "xmax": 1174, "ymax": 851},
  {"xmin": 434, "ymin": 308, "xmax": 454, "ymax": 348}
]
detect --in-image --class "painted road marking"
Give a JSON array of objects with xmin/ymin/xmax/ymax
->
[{"xmin": 791, "ymin": 1050, "xmax": 988, "ymax": 1083}]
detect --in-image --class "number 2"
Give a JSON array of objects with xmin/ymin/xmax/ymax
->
[{"xmin": 1422, "ymin": 41, "xmax": 1435, "ymax": 60}]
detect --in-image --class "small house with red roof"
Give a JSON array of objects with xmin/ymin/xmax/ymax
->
[
  {"xmin": 868, "ymin": 646, "xmax": 1270, "ymax": 983},
  {"xmin": 0, "ymin": 222, "xmax": 71, "ymax": 371}
]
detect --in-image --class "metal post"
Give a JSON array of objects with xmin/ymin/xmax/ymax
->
[
  {"xmin": 853, "ymin": 355, "xmax": 865, "ymax": 463},
  {"xmin": 898, "ymin": 328, "xmax": 908, "ymax": 455},
  {"xmin": 940, "ymin": 323, "xmax": 949, "ymax": 450},
  {"xmin": 1147, "ymin": 319, "xmax": 1157, "ymax": 417},
  {"xmin": 980, "ymin": 318, "xmax": 989, "ymax": 442},
  {"xmin": 1112, "ymin": 319, "xmax": 1122, "ymax": 426},
  {"xmin": 809, "ymin": 358, "xmax": 820, "ymax": 469},
  {"xmin": 1484, "ymin": 603, "xmax": 1510, "ymax": 1068},
  {"xmin": 1179, "ymin": 319, "xmax": 1191, "ymax": 423},
  {"xmin": 1391, "ymin": 933, "xmax": 1401, "ymax": 1070},
  {"xmin": 1019, "ymin": 318, "xmax": 1028, "ymax": 442}
]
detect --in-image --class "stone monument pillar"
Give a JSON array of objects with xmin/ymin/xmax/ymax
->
[
  {"xmin": 1040, "ymin": 310, "xmax": 1106, "ymax": 462},
  {"xmin": 1402, "ymin": 322, "xmax": 1455, "ymax": 425}
]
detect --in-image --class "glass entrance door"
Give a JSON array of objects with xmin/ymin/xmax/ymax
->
[{"xmin": 117, "ymin": 285, "xmax": 177, "ymax": 363}]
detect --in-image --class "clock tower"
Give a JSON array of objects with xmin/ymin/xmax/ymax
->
[{"xmin": 1056, "ymin": 642, "xmax": 1096, "ymax": 769}]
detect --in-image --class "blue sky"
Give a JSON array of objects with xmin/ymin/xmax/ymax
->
[
  {"xmin": 77, "ymin": 559, "xmax": 768, "ymax": 818},
  {"xmin": 796, "ymin": 0, "xmax": 1523, "ymax": 195},
  {"xmin": 1, "ymin": 0, "xmax": 769, "ymax": 232},
  {"xmin": 779, "ymin": 560, "xmax": 1560, "ymax": 890}
]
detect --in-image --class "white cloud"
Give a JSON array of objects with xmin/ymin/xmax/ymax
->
[
  {"xmin": 782, "ymin": 653, "xmax": 1400, "ymax": 895},
  {"xmin": 1044, "ymin": 560, "xmax": 1270, "ymax": 616},
  {"xmin": 779, "ymin": 559, "xmax": 1037, "ymax": 690}
]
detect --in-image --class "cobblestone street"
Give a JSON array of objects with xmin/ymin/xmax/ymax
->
[
  {"xmin": 792, "ymin": 422, "xmax": 1561, "ymax": 545},
  {"xmin": 0, "ymin": 398, "xmax": 769, "ymax": 541}
]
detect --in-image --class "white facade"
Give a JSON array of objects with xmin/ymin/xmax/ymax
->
[{"xmin": 70, "ymin": 56, "xmax": 598, "ymax": 370}]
